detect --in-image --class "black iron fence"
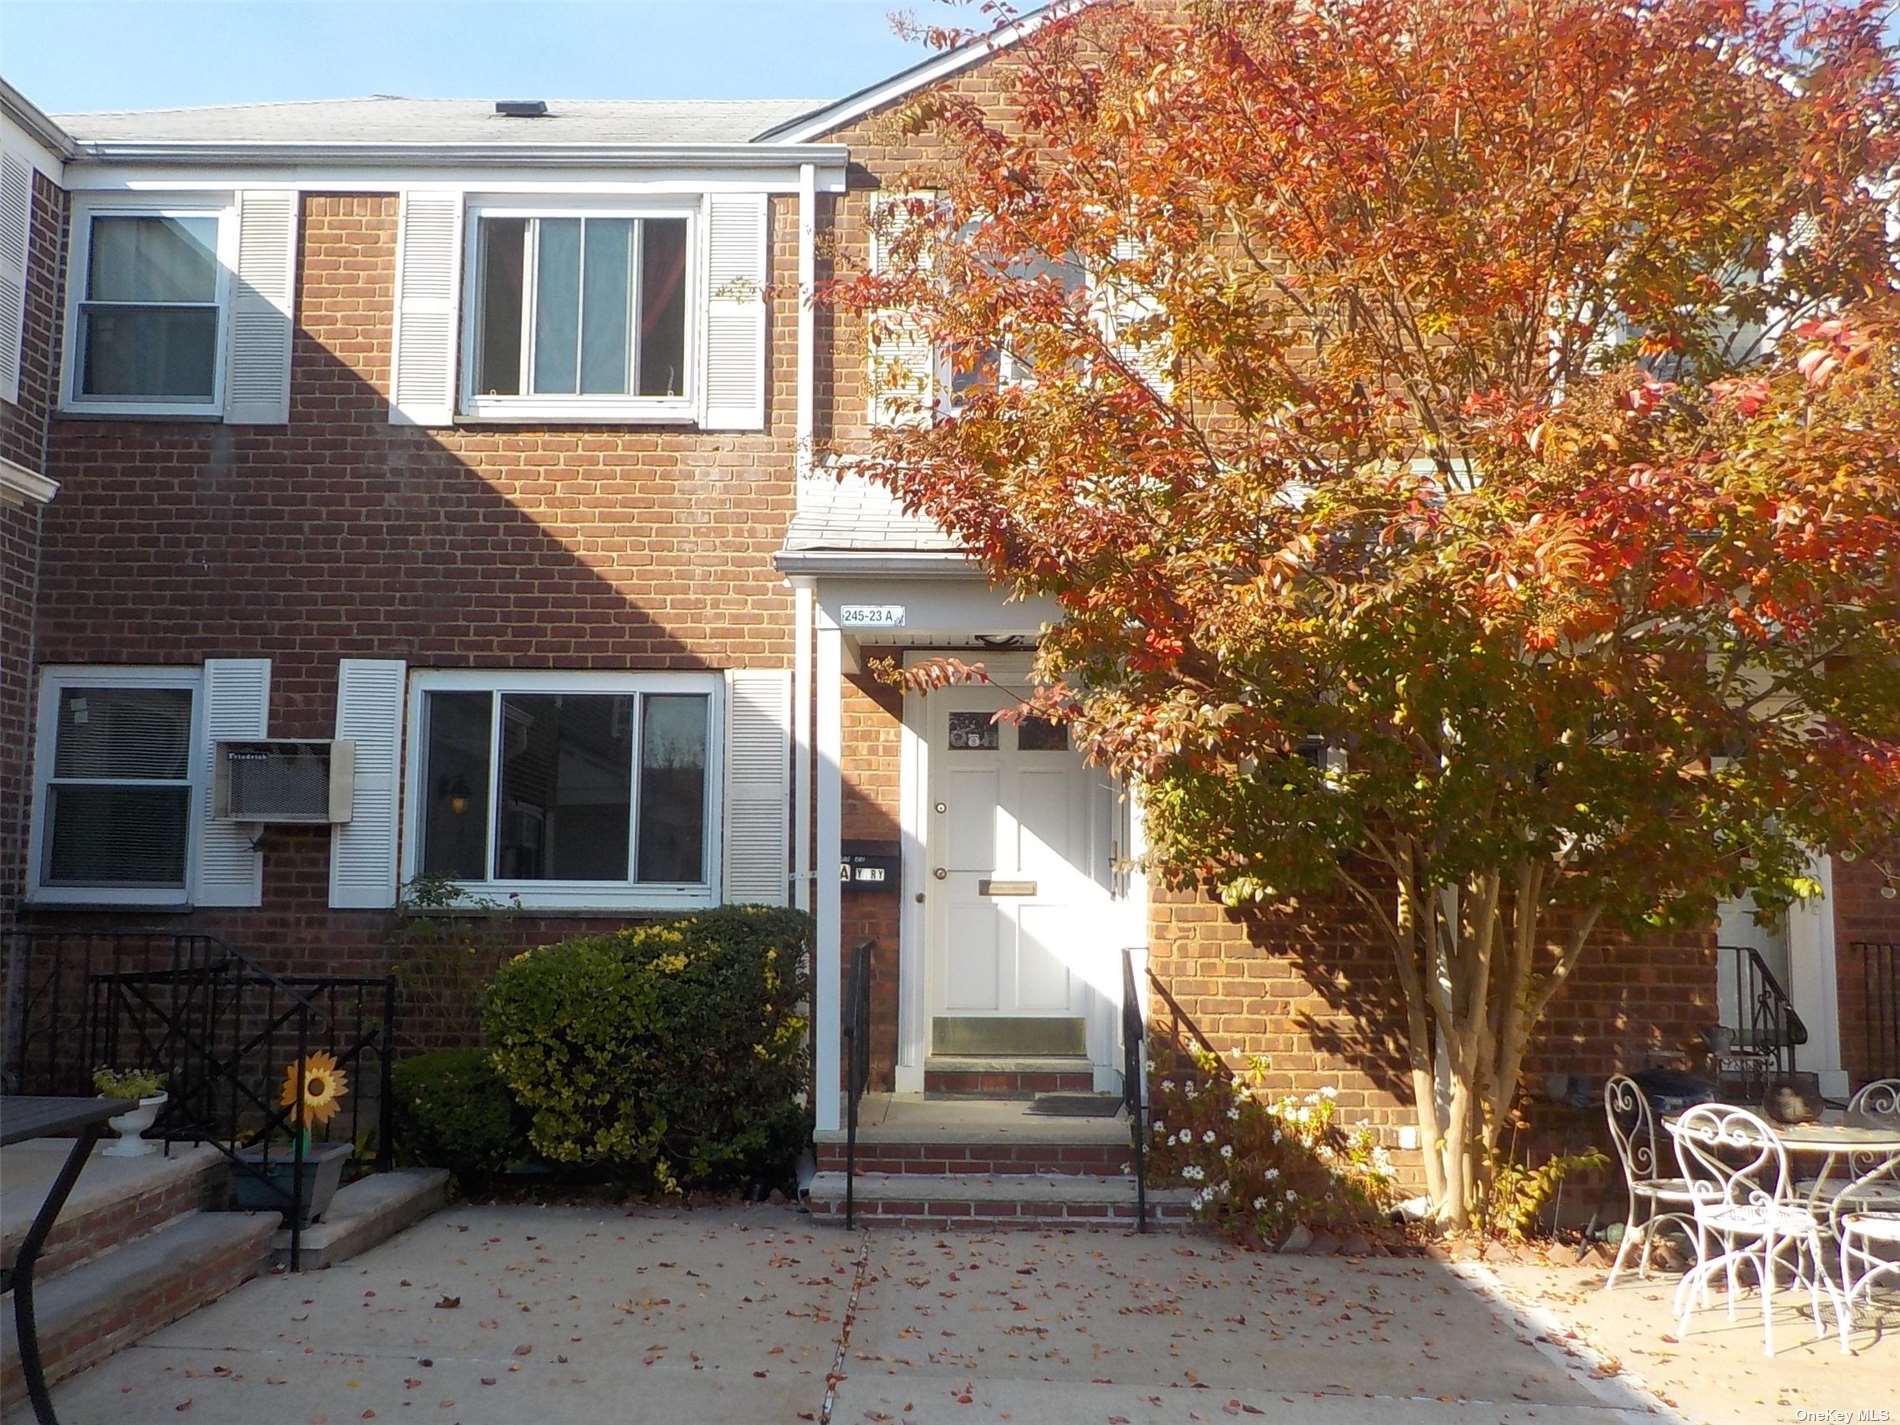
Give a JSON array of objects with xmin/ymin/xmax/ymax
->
[
  {"xmin": 1, "ymin": 928, "xmax": 397, "ymax": 1268},
  {"xmin": 1121, "ymin": 946, "xmax": 1148, "ymax": 1232},
  {"xmin": 841, "ymin": 937, "xmax": 873, "ymax": 1229},
  {"xmin": 1710, "ymin": 943, "xmax": 1804, "ymax": 1100},
  {"xmin": 1852, "ymin": 942, "xmax": 1899, "ymax": 1084}
]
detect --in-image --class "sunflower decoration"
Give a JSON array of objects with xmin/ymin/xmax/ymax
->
[{"xmin": 280, "ymin": 1050, "xmax": 349, "ymax": 1132}]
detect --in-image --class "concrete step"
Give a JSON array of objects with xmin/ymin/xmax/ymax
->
[
  {"xmin": 816, "ymin": 1092, "xmax": 1138, "ymax": 1176},
  {"xmin": 806, "ymin": 1171, "xmax": 1197, "ymax": 1230},
  {"xmin": 1, "ymin": 1140, "xmax": 226, "ymax": 1284},
  {"xmin": 270, "ymin": 1168, "xmax": 450, "ymax": 1270},
  {"xmin": 818, "ymin": 1137, "xmax": 1137, "ymax": 1176},
  {"xmin": 0, "ymin": 1209, "xmax": 275, "ymax": 1408}
]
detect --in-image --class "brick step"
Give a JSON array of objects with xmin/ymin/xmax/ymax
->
[
  {"xmin": 1, "ymin": 1141, "xmax": 227, "ymax": 1284},
  {"xmin": 923, "ymin": 1057, "xmax": 1098, "ymax": 1099},
  {"xmin": 0, "ymin": 1209, "xmax": 275, "ymax": 1409},
  {"xmin": 816, "ymin": 1137, "xmax": 1135, "ymax": 1177},
  {"xmin": 806, "ymin": 1171, "xmax": 1198, "ymax": 1230}
]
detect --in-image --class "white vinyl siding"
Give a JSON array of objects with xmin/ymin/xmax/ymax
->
[
  {"xmin": 330, "ymin": 658, "xmax": 408, "ymax": 909},
  {"xmin": 390, "ymin": 190, "xmax": 463, "ymax": 426},
  {"xmin": 0, "ymin": 147, "xmax": 30, "ymax": 407},
  {"xmin": 700, "ymin": 192, "xmax": 768, "ymax": 431},
  {"xmin": 401, "ymin": 669, "xmax": 726, "ymax": 912},
  {"xmin": 223, "ymin": 191, "xmax": 299, "ymax": 425},
  {"xmin": 721, "ymin": 668, "xmax": 790, "ymax": 905},
  {"xmin": 61, "ymin": 197, "xmax": 234, "ymax": 418},
  {"xmin": 28, "ymin": 667, "xmax": 204, "ymax": 907}
]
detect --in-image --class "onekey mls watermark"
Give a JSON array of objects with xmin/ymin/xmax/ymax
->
[{"xmin": 1792, "ymin": 1411, "xmax": 1894, "ymax": 1423}]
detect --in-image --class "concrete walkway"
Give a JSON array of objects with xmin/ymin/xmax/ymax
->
[{"xmin": 47, "ymin": 1206, "xmax": 1674, "ymax": 1424}]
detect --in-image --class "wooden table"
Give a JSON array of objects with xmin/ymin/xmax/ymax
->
[{"xmin": 1, "ymin": 1096, "xmax": 132, "ymax": 1425}]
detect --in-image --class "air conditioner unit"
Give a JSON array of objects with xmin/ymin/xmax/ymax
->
[{"xmin": 214, "ymin": 740, "xmax": 356, "ymax": 824}]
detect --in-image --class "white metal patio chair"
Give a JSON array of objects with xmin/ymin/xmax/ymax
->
[
  {"xmin": 1829, "ymin": 1151, "xmax": 1900, "ymax": 1329},
  {"xmin": 1603, "ymin": 1075, "xmax": 1705, "ymax": 1290},
  {"xmin": 1670, "ymin": 1103, "xmax": 1849, "ymax": 1355},
  {"xmin": 1798, "ymin": 1079, "xmax": 1900, "ymax": 1209}
]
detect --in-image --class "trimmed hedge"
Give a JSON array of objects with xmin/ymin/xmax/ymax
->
[
  {"xmin": 482, "ymin": 906, "xmax": 811, "ymax": 1193},
  {"xmin": 391, "ymin": 1048, "xmax": 526, "ymax": 1191}
]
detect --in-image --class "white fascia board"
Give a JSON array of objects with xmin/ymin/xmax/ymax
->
[
  {"xmin": 1, "ymin": 78, "xmax": 74, "ymax": 179},
  {"xmin": 758, "ymin": 0, "xmax": 1086, "ymax": 144},
  {"xmin": 774, "ymin": 550, "xmax": 979, "ymax": 578},
  {"xmin": 65, "ymin": 160, "xmax": 851, "ymax": 197},
  {"xmin": 0, "ymin": 455, "xmax": 59, "ymax": 506}
]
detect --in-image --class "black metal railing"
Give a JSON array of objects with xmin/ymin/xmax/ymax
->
[
  {"xmin": 1712, "ymin": 943, "xmax": 1804, "ymax": 1100},
  {"xmin": 1121, "ymin": 946, "xmax": 1148, "ymax": 1232},
  {"xmin": 1853, "ymin": 942, "xmax": 1899, "ymax": 1083},
  {"xmin": 841, "ymin": 937, "xmax": 874, "ymax": 1229},
  {"xmin": 1, "ymin": 928, "xmax": 397, "ymax": 1269}
]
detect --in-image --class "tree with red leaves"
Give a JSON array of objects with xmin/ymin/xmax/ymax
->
[{"xmin": 825, "ymin": 0, "xmax": 1900, "ymax": 1226}]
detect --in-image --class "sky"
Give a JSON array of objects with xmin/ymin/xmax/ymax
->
[{"xmin": 2, "ymin": 1, "xmax": 958, "ymax": 117}]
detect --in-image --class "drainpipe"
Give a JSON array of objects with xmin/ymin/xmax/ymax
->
[{"xmin": 796, "ymin": 161, "xmax": 816, "ymax": 479}]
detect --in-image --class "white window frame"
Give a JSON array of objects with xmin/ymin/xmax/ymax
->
[
  {"xmin": 27, "ymin": 665, "xmax": 205, "ymax": 907},
  {"xmin": 457, "ymin": 196, "xmax": 700, "ymax": 424},
  {"xmin": 59, "ymin": 195, "xmax": 236, "ymax": 419},
  {"xmin": 401, "ymin": 668, "xmax": 724, "ymax": 912}
]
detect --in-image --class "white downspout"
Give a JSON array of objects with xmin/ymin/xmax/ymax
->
[
  {"xmin": 814, "ymin": 607, "xmax": 845, "ymax": 1131},
  {"xmin": 796, "ymin": 161, "xmax": 816, "ymax": 478},
  {"xmin": 792, "ymin": 580, "xmax": 814, "ymax": 913}
]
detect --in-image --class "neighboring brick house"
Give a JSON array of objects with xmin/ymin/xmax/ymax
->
[{"xmin": 0, "ymin": 8, "xmax": 1893, "ymax": 1192}]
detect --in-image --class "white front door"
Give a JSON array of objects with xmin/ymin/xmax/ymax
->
[{"xmin": 925, "ymin": 679, "xmax": 1118, "ymax": 1056}]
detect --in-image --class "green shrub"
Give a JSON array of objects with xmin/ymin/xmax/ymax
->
[
  {"xmin": 482, "ymin": 906, "xmax": 811, "ymax": 1193},
  {"xmin": 391, "ymin": 1048, "xmax": 526, "ymax": 1191}
]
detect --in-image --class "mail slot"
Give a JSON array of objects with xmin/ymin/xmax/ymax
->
[
  {"xmin": 977, "ymin": 879, "xmax": 1037, "ymax": 897},
  {"xmin": 841, "ymin": 840, "xmax": 900, "ymax": 893}
]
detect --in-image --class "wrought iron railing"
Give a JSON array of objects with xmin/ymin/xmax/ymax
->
[
  {"xmin": 1711, "ymin": 943, "xmax": 1804, "ymax": 1100},
  {"xmin": 841, "ymin": 937, "xmax": 874, "ymax": 1229},
  {"xmin": 1, "ymin": 928, "xmax": 397, "ymax": 1269},
  {"xmin": 1852, "ymin": 942, "xmax": 1899, "ymax": 1084},
  {"xmin": 1121, "ymin": 946, "xmax": 1148, "ymax": 1232}
]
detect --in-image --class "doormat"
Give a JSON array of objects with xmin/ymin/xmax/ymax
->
[{"xmin": 1026, "ymin": 1093, "xmax": 1123, "ymax": 1118}]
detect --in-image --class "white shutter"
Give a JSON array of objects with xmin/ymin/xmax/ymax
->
[
  {"xmin": 224, "ymin": 190, "xmax": 298, "ymax": 425},
  {"xmin": 701, "ymin": 193, "xmax": 768, "ymax": 431},
  {"xmin": 330, "ymin": 658, "xmax": 407, "ymax": 909},
  {"xmin": 1103, "ymin": 234, "xmax": 1173, "ymax": 396},
  {"xmin": 868, "ymin": 192, "xmax": 937, "ymax": 426},
  {"xmin": 389, "ymin": 191, "xmax": 462, "ymax": 426},
  {"xmin": 196, "ymin": 658, "xmax": 270, "ymax": 908},
  {"xmin": 0, "ymin": 147, "xmax": 30, "ymax": 407},
  {"xmin": 721, "ymin": 668, "xmax": 791, "ymax": 906}
]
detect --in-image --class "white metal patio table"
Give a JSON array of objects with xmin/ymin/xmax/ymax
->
[{"xmin": 1666, "ymin": 1110, "xmax": 1900, "ymax": 1210}]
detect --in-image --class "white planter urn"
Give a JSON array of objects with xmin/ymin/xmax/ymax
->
[{"xmin": 100, "ymin": 1092, "xmax": 168, "ymax": 1157}]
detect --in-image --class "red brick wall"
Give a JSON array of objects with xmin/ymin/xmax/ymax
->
[
  {"xmin": 23, "ymin": 191, "xmax": 802, "ymax": 995},
  {"xmin": 1, "ymin": 170, "xmax": 67, "ymax": 916},
  {"xmin": 1833, "ymin": 849, "xmax": 1900, "ymax": 1086}
]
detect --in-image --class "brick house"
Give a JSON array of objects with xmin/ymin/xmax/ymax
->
[{"xmin": 0, "ymin": 13, "xmax": 1893, "ymax": 1209}]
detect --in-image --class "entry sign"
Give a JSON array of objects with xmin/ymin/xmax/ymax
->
[{"xmin": 840, "ymin": 604, "xmax": 906, "ymax": 630}]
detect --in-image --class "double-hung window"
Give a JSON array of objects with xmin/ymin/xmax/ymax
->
[
  {"xmin": 30, "ymin": 668, "xmax": 202, "ymax": 905},
  {"xmin": 462, "ymin": 202, "xmax": 694, "ymax": 421},
  {"xmin": 65, "ymin": 202, "xmax": 230, "ymax": 415},
  {"xmin": 407, "ymin": 671, "xmax": 720, "ymax": 910}
]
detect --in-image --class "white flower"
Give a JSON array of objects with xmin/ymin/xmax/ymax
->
[
  {"xmin": 1177, "ymin": 1129, "xmax": 1192, "ymax": 1145},
  {"xmin": 1185, "ymin": 1082, "xmax": 1198, "ymax": 1097},
  {"xmin": 1202, "ymin": 1130, "xmax": 1216, "ymax": 1145},
  {"xmin": 1264, "ymin": 1167, "xmax": 1280, "ymax": 1181},
  {"xmin": 1182, "ymin": 1164, "xmax": 1205, "ymax": 1182},
  {"xmin": 1320, "ymin": 1085, "xmax": 1338, "ymax": 1100},
  {"xmin": 1219, "ymin": 1144, "xmax": 1233, "ymax": 1160},
  {"xmin": 1304, "ymin": 1092, "xmax": 1320, "ymax": 1105},
  {"xmin": 1145, "ymin": 1059, "xmax": 1156, "ymax": 1073},
  {"xmin": 1272, "ymin": 1130, "xmax": 1283, "ymax": 1145},
  {"xmin": 1153, "ymin": 1119, "xmax": 1166, "ymax": 1135},
  {"xmin": 1227, "ymin": 1106, "xmax": 1241, "ymax": 1121},
  {"xmin": 1285, "ymin": 1189, "xmax": 1298, "ymax": 1202},
  {"xmin": 1191, "ymin": 1189, "xmax": 1206, "ymax": 1209},
  {"xmin": 1252, "ymin": 1197, "xmax": 1268, "ymax": 1211},
  {"xmin": 1162, "ymin": 1079, "xmax": 1174, "ymax": 1092}
]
